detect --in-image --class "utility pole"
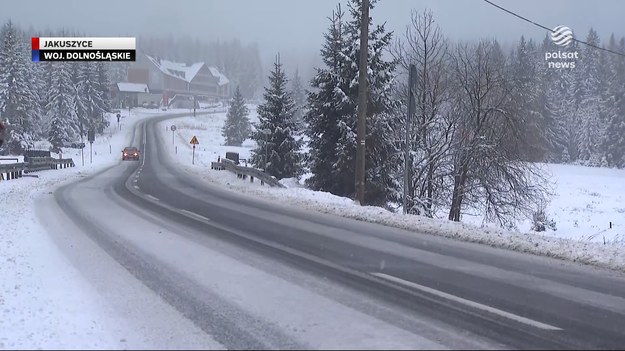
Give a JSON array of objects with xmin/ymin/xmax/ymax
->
[
  {"xmin": 355, "ymin": 0, "xmax": 370, "ymax": 205},
  {"xmin": 403, "ymin": 64, "xmax": 417, "ymax": 214}
]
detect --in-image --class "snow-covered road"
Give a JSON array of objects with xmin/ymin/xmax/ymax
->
[
  {"xmin": 35, "ymin": 160, "xmax": 465, "ymax": 349},
  {"xmin": 0, "ymin": 109, "xmax": 219, "ymax": 348},
  {"xmin": 1, "ymin": 110, "xmax": 476, "ymax": 349}
]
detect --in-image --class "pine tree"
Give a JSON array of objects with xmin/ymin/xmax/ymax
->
[
  {"xmin": 305, "ymin": 0, "xmax": 399, "ymax": 206},
  {"xmin": 72, "ymin": 61, "xmax": 88, "ymax": 140},
  {"xmin": 305, "ymin": 4, "xmax": 353, "ymax": 194},
  {"xmin": 538, "ymin": 34, "xmax": 569, "ymax": 162},
  {"xmin": 604, "ymin": 35, "xmax": 625, "ymax": 168},
  {"xmin": 291, "ymin": 68, "xmax": 306, "ymax": 123},
  {"xmin": 576, "ymin": 29, "xmax": 603, "ymax": 165},
  {"xmin": 94, "ymin": 62, "xmax": 112, "ymax": 115},
  {"xmin": 222, "ymin": 86, "xmax": 251, "ymax": 146},
  {"xmin": 340, "ymin": 0, "xmax": 400, "ymax": 206},
  {"xmin": 47, "ymin": 62, "xmax": 79, "ymax": 152},
  {"xmin": 0, "ymin": 21, "xmax": 39, "ymax": 153},
  {"xmin": 250, "ymin": 57, "xmax": 303, "ymax": 179},
  {"xmin": 107, "ymin": 62, "xmax": 130, "ymax": 83},
  {"xmin": 559, "ymin": 39, "xmax": 583, "ymax": 162},
  {"xmin": 0, "ymin": 22, "xmax": 40, "ymax": 153},
  {"xmin": 508, "ymin": 36, "xmax": 548, "ymax": 161},
  {"xmin": 80, "ymin": 62, "xmax": 108, "ymax": 134},
  {"xmin": 40, "ymin": 61, "xmax": 55, "ymax": 136},
  {"xmin": 26, "ymin": 52, "xmax": 44, "ymax": 139},
  {"xmin": 562, "ymin": 148, "xmax": 571, "ymax": 163}
]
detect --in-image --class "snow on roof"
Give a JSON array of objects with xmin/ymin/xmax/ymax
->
[
  {"xmin": 144, "ymin": 54, "xmax": 229, "ymax": 86},
  {"xmin": 208, "ymin": 66, "xmax": 230, "ymax": 86},
  {"xmin": 117, "ymin": 82, "xmax": 149, "ymax": 93},
  {"xmin": 145, "ymin": 54, "xmax": 205, "ymax": 83}
]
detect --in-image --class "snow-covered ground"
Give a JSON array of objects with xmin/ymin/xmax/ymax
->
[
  {"xmin": 160, "ymin": 108, "xmax": 625, "ymax": 272},
  {"xmin": 461, "ymin": 164, "xmax": 625, "ymax": 245},
  {"xmin": 163, "ymin": 105, "xmax": 253, "ymax": 165},
  {"xmin": 0, "ymin": 108, "xmax": 184, "ymax": 348}
]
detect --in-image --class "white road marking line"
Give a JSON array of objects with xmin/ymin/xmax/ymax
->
[
  {"xmin": 180, "ymin": 209, "xmax": 211, "ymax": 222},
  {"xmin": 371, "ymin": 272, "xmax": 562, "ymax": 331},
  {"xmin": 141, "ymin": 122, "xmax": 147, "ymax": 167},
  {"xmin": 145, "ymin": 194, "xmax": 159, "ymax": 201}
]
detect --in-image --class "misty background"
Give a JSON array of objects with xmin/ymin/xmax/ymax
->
[
  {"xmin": 3, "ymin": 0, "xmax": 625, "ymax": 82},
  {"xmin": 1, "ymin": 0, "xmax": 624, "ymax": 224}
]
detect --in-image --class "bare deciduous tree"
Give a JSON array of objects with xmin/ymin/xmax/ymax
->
[
  {"xmin": 447, "ymin": 39, "xmax": 552, "ymax": 226},
  {"xmin": 390, "ymin": 9, "xmax": 453, "ymax": 217}
]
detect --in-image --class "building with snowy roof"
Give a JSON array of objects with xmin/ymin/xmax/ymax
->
[{"xmin": 126, "ymin": 54, "xmax": 231, "ymax": 103}]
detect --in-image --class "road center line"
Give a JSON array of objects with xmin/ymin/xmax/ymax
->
[
  {"xmin": 180, "ymin": 209, "xmax": 211, "ymax": 222},
  {"xmin": 370, "ymin": 272, "xmax": 562, "ymax": 331},
  {"xmin": 145, "ymin": 194, "xmax": 160, "ymax": 202}
]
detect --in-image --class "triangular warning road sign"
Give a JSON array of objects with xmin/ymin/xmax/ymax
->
[{"xmin": 190, "ymin": 136, "xmax": 199, "ymax": 145}]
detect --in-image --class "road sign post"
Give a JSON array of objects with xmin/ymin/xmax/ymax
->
[
  {"xmin": 190, "ymin": 136, "xmax": 199, "ymax": 165},
  {"xmin": 171, "ymin": 125, "xmax": 177, "ymax": 145},
  {"xmin": 116, "ymin": 113, "xmax": 121, "ymax": 131},
  {"xmin": 88, "ymin": 130, "xmax": 95, "ymax": 164}
]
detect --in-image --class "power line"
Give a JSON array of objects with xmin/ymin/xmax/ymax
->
[{"xmin": 482, "ymin": 0, "xmax": 625, "ymax": 59}]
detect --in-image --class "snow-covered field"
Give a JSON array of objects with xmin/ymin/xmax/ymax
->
[
  {"xmin": 0, "ymin": 108, "xmax": 187, "ymax": 348},
  {"xmin": 461, "ymin": 164, "xmax": 625, "ymax": 245},
  {"xmin": 161, "ymin": 107, "xmax": 625, "ymax": 272}
]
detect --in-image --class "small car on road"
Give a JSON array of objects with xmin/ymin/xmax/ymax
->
[{"xmin": 122, "ymin": 147, "xmax": 140, "ymax": 161}]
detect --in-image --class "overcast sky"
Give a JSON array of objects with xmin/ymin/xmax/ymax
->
[{"xmin": 3, "ymin": 0, "xmax": 624, "ymax": 73}]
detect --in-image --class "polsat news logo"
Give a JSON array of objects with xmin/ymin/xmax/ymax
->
[
  {"xmin": 545, "ymin": 25, "xmax": 578, "ymax": 69},
  {"xmin": 31, "ymin": 37, "xmax": 136, "ymax": 62}
]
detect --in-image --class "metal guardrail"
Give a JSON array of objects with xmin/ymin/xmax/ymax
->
[
  {"xmin": 0, "ymin": 162, "xmax": 27, "ymax": 180},
  {"xmin": 26, "ymin": 157, "xmax": 75, "ymax": 173},
  {"xmin": 0, "ymin": 157, "xmax": 75, "ymax": 180},
  {"xmin": 210, "ymin": 159, "xmax": 285, "ymax": 188},
  {"xmin": 23, "ymin": 149, "xmax": 51, "ymax": 162}
]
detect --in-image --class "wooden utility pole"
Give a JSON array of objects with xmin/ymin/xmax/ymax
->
[{"xmin": 355, "ymin": 0, "xmax": 369, "ymax": 205}]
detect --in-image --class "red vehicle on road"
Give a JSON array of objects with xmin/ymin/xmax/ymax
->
[{"xmin": 122, "ymin": 146, "xmax": 140, "ymax": 161}]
